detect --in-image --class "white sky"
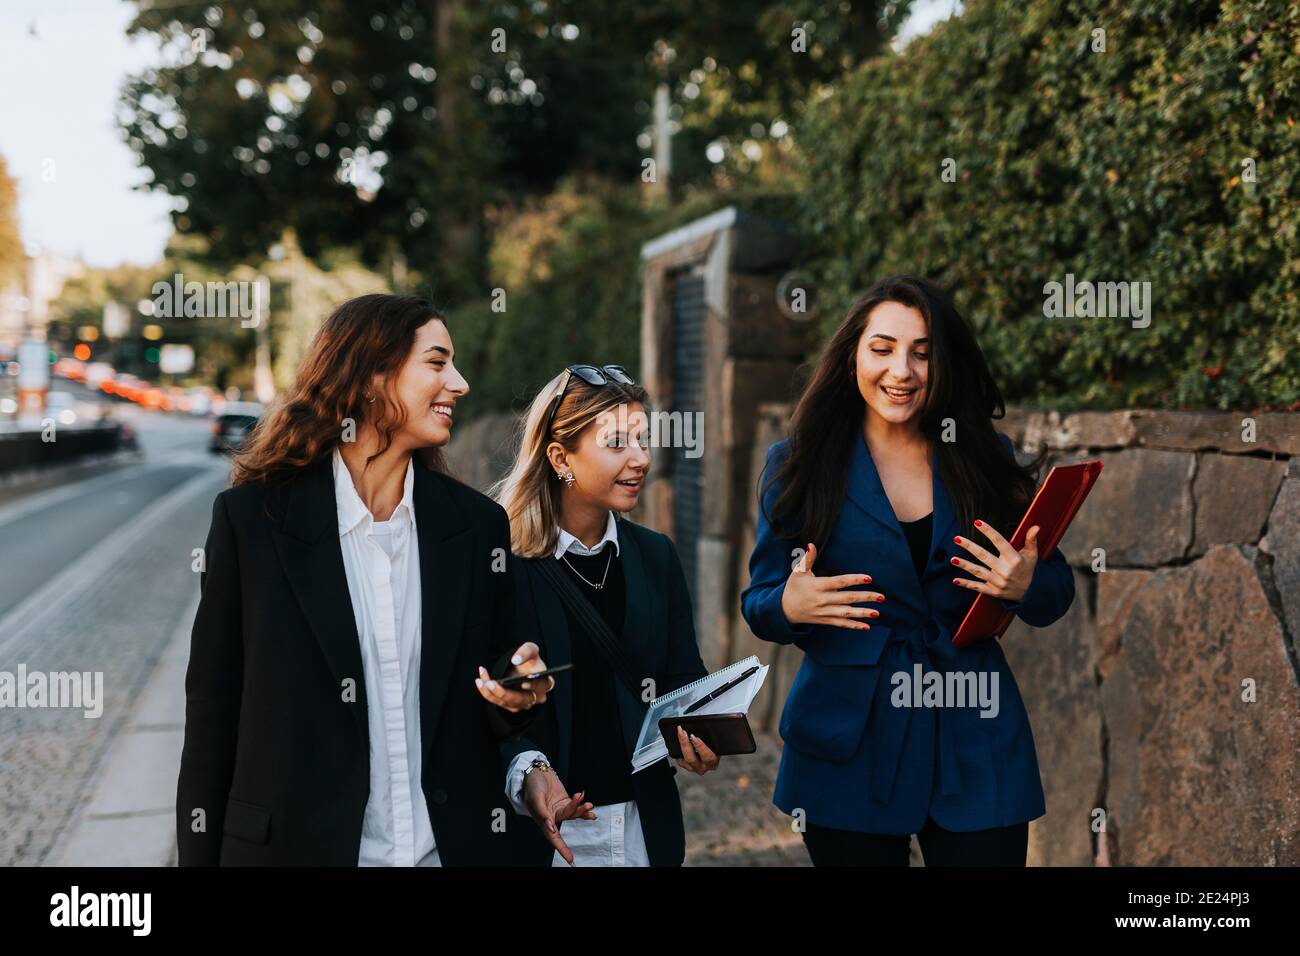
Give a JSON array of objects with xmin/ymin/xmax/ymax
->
[
  {"xmin": 0, "ymin": 0, "xmax": 172, "ymax": 268},
  {"xmin": 0, "ymin": 0, "xmax": 960, "ymax": 270}
]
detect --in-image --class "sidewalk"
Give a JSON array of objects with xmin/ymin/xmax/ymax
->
[
  {"xmin": 680, "ymin": 731, "xmax": 810, "ymax": 866},
  {"xmin": 46, "ymin": 601, "xmax": 193, "ymax": 867}
]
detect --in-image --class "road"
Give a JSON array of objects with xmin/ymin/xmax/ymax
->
[{"xmin": 0, "ymin": 404, "xmax": 230, "ymax": 866}]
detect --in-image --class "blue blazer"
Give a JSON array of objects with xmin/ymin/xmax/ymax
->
[{"xmin": 741, "ymin": 431, "xmax": 1074, "ymax": 835}]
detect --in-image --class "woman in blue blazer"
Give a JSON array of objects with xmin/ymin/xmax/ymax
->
[{"xmin": 741, "ymin": 275, "xmax": 1074, "ymax": 866}]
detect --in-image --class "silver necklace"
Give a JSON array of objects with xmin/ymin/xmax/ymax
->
[{"xmin": 561, "ymin": 547, "xmax": 613, "ymax": 590}]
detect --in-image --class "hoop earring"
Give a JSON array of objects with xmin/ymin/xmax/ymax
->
[{"xmin": 364, "ymin": 392, "xmax": 376, "ymax": 404}]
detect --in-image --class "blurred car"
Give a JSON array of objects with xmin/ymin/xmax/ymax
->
[
  {"xmin": 85, "ymin": 362, "xmax": 114, "ymax": 389},
  {"xmin": 118, "ymin": 420, "xmax": 139, "ymax": 451},
  {"xmin": 184, "ymin": 387, "xmax": 213, "ymax": 416},
  {"xmin": 54, "ymin": 358, "xmax": 86, "ymax": 381},
  {"xmin": 210, "ymin": 401, "xmax": 264, "ymax": 454},
  {"xmin": 44, "ymin": 390, "xmax": 79, "ymax": 426}
]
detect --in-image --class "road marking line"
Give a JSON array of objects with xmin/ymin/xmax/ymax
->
[
  {"xmin": 0, "ymin": 448, "xmax": 226, "ymax": 530},
  {"xmin": 0, "ymin": 467, "xmax": 224, "ymax": 661}
]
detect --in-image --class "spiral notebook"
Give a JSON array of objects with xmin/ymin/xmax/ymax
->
[{"xmin": 631, "ymin": 655, "xmax": 768, "ymax": 772}]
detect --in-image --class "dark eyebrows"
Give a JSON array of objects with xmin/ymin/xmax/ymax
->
[
  {"xmin": 868, "ymin": 334, "xmax": 929, "ymax": 345},
  {"xmin": 423, "ymin": 345, "xmax": 451, "ymax": 358}
]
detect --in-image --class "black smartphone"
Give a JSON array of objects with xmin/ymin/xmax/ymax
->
[
  {"xmin": 496, "ymin": 663, "xmax": 574, "ymax": 688},
  {"xmin": 659, "ymin": 713, "xmax": 757, "ymax": 758}
]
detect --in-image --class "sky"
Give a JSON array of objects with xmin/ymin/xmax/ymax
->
[
  {"xmin": 0, "ymin": 0, "xmax": 173, "ymax": 268},
  {"xmin": 0, "ymin": 0, "xmax": 961, "ymax": 270}
]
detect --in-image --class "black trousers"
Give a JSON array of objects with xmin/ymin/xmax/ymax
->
[{"xmin": 802, "ymin": 816, "xmax": 1028, "ymax": 867}]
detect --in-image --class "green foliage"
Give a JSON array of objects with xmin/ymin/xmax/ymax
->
[
  {"xmin": 450, "ymin": 179, "xmax": 761, "ymax": 421},
  {"xmin": 118, "ymin": 0, "xmax": 908, "ymax": 303},
  {"xmin": 797, "ymin": 0, "xmax": 1300, "ymax": 410},
  {"xmin": 49, "ymin": 231, "xmax": 388, "ymax": 391}
]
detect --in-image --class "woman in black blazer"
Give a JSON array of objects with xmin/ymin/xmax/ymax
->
[
  {"xmin": 490, "ymin": 365, "xmax": 721, "ymax": 867},
  {"xmin": 176, "ymin": 294, "xmax": 551, "ymax": 866}
]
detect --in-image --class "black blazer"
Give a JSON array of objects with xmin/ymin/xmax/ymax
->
[
  {"xmin": 176, "ymin": 454, "xmax": 530, "ymax": 866},
  {"xmin": 503, "ymin": 517, "xmax": 707, "ymax": 867}
]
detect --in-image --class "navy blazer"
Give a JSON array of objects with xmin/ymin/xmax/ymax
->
[
  {"xmin": 501, "ymin": 517, "xmax": 708, "ymax": 866},
  {"xmin": 741, "ymin": 431, "xmax": 1074, "ymax": 835}
]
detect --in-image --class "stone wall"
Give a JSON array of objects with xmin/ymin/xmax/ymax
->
[
  {"xmin": 734, "ymin": 405, "xmax": 1300, "ymax": 866},
  {"xmin": 443, "ymin": 412, "xmax": 519, "ymax": 495}
]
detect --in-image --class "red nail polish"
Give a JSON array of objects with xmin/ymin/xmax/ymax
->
[
  {"xmin": 953, "ymin": 536, "xmax": 961, "ymax": 544},
  {"xmin": 974, "ymin": 520, "xmax": 983, "ymax": 527},
  {"xmin": 950, "ymin": 557, "xmax": 959, "ymax": 565}
]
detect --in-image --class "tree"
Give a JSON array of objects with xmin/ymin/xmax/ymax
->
[
  {"xmin": 118, "ymin": 0, "xmax": 909, "ymax": 301},
  {"xmin": 0, "ymin": 154, "xmax": 22, "ymax": 289}
]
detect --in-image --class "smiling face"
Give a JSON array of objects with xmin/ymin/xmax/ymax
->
[
  {"xmin": 549, "ymin": 400, "xmax": 651, "ymax": 512},
  {"xmin": 381, "ymin": 317, "xmax": 469, "ymax": 449},
  {"xmin": 855, "ymin": 300, "xmax": 930, "ymax": 428}
]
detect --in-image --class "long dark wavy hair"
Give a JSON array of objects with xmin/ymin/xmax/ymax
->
[
  {"xmin": 232, "ymin": 293, "xmax": 449, "ymax": 486},
  {"xmin": 763, "ymin": 274, "xmax": 1045, "ymax": 548}
]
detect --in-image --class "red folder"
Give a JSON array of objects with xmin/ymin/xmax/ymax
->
[{"xmin": 951, "ymin": 460, "xmax": 1103, "ymax": 648}]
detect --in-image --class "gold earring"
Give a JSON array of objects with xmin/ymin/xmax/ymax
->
[{"xmin": 364, "ymin": 392, "xmax": 375, "ymax": 404}]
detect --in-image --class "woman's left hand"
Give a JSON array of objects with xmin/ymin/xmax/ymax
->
[
  {"xmin": 950, "ymin": 521, "xmax": 1040, "ymax": 604},
  {"xmin": 674, "ymin": 727, "xmax": 721, "ymax": 775}
]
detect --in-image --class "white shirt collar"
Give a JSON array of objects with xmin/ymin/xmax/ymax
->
[
  {"xmin": 553, "ymin": 510, "xmax": 620, "ymax": 560},
  {"xmin": 333, "ymin": 447, "xmax": 415, "ymax": 536}
]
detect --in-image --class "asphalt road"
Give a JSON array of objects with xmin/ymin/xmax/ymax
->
[{"xmin": 0, "ymin": 405, "xmax": 231, "ymax": 865}]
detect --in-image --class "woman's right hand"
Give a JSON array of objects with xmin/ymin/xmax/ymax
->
[
  {"xmin": 523, "ymin": 768, "xmax": 597, "ymax": 866},
  {"xmin": 780, "ymin": 542, "xmax": 884, "ymax": 631}
]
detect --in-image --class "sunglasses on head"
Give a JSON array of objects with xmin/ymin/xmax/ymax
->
[{"xmin": 544, "ymin": 364, "xmax": 635, "ymax": 432}]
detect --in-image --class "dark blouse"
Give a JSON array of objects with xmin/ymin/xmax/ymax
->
[
  {"xmin": 898, "ymin": 511, "xmax": 934, "ymax": 580},
  {"xmin": 555, "ymin": 542, "xmax": 634, "ymax": 807}
]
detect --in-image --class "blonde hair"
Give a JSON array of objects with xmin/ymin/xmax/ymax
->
[{"xmin": 490, "ymin": 369, "xmax": 649, "ymax": 558}]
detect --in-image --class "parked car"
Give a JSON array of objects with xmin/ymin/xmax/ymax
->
[{"xmin": 209, "ymin": 402, "xmax": 264, "ymax": 454}]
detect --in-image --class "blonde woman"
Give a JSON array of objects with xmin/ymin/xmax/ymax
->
[{"xmin": 491, "ymin": 365, "xmax": 721, "ymax": 867}]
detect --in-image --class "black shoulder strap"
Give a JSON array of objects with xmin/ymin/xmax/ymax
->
[{"xmin": 534, "ymin": 556, "xmax": 645, "ymax": 704}]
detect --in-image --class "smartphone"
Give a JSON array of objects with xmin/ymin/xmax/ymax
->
[
  {"xmin": 496, "ymin": 663, "xmax": 574, "ymax": 688},
  {"xmin": 659, "ymin": 713, "xmax": 757, "ymax": 758}
]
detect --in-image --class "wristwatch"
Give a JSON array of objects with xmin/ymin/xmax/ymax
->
[{"xmin": 523, "ymin": 757, "xmax": 552, "ymax": 778}]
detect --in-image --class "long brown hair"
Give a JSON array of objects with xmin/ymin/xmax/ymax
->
[
  {"xmin": 232, "ymin": 293, "xmax": 449, "ymax": 486},
  {"xmin": 764, "ymin": 275, "xmax": 1045, "ymax": 548},
  {"xmin": 490, "ymin": 369, "xmax": 649, "ymax": 558}
]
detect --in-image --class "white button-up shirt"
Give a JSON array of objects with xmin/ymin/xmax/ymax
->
[
  {"xmin": 333, "ymin": 449, "xmax": 438, "ymax": 867},
  {"xmin": 505, "ymin": 510, "xmax": 651, "ymax": 866}
]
